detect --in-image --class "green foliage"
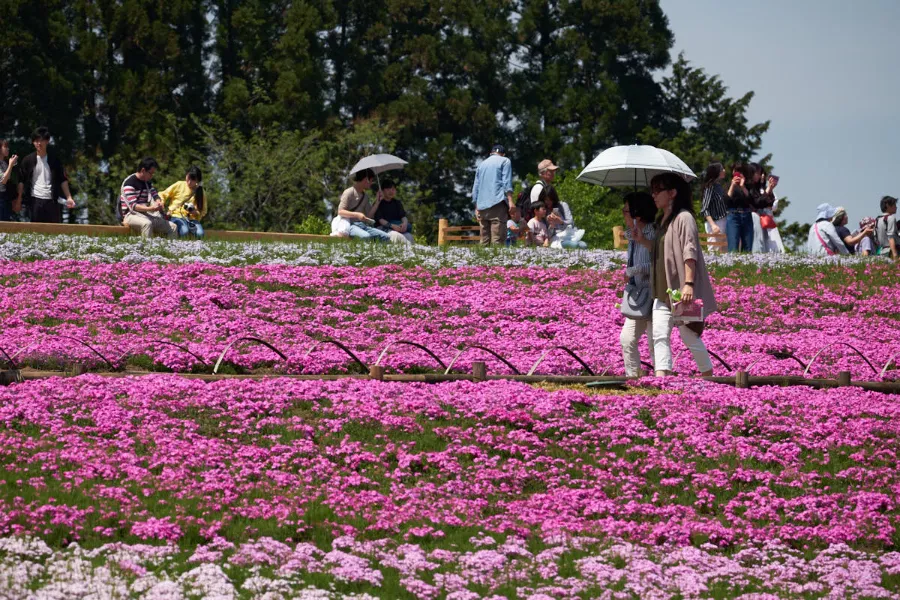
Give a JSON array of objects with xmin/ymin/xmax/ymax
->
[
  {"xmin": 196, "ymin": 117, "xmax": 397, "ymax": 232},
  {"xmin": 293, "ymin": 215, "xmax": 331, "ymax": 236},
  {"xmin": 0, "ymin": 1, "xmax": 790, "ymax": 235}
]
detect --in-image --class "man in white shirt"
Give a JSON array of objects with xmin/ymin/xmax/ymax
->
[{"xmin": 15, "ymin": 127, "xmax": 75, "ymax": 223}]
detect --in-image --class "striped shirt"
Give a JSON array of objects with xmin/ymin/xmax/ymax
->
[
  {"xmin": 700, "ymin": 183, "xmax": 727, "ymax": 221},
  {"xmin": 624, "ymin": 222, "xmax": 656, "ymax": 285},
  {"xmin": 118, "ymin": 174, "xmax": 161, "ymax": 217}
]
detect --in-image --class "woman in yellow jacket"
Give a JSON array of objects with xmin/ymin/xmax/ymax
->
[{"xmin": 160, "ymin": 166, "xmax": 207, "ymax": 238}]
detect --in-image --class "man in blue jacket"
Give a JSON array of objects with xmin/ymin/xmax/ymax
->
[{"xmin": 472, "ymin": 145, "xmax": 514, "ymax": 246}]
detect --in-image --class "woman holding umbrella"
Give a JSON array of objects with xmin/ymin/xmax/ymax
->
[{"xmin": 635, "ymin": 172, "xmax": 717, "ymax": 377}]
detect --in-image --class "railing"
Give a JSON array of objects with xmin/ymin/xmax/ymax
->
[
  {"xmin": 613, "ymin": 226, "xmax": 727, "ymax": 252},
  {"xmin": 437, "ymin": 219, "xmax": 481, "ymax": 245}
]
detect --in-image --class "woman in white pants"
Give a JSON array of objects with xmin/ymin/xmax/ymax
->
[
  {"xmin": 642, "ymin": 172, "xmax": 718, "ymax": 377},
  {"xmin": 619, "ymin": 192, "xmax": 657, "ymax": 377}
]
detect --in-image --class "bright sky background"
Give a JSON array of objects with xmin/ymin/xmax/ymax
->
[{"xmin": 660, "ymin": 0, "xmax": 900, "ymax": 225}]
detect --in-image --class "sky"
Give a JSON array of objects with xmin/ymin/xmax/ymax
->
[{"xmin": 659, "ymin": 0, "xmax": 900, "ymax": 225}]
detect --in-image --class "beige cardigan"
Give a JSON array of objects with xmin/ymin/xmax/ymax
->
[{"xmin": 653, "ymin": 211, "xmax": 718, "ymax": 314}]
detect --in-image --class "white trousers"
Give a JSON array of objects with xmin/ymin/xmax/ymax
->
[
  {"xmin": 651, "ymin": 299, "xmax": 713, "ymax": 373},
  {"xmin": 704, "ymin": 217, "xmax": 727, "ymax": 253},
  {"xmin": 620, "ymin": 317, "xmax": 652, "ymax": 377}
]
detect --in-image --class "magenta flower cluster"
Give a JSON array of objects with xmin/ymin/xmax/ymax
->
[
  {"xmin": 1, "ymin": 375, "xmax": 898, "ymax": 551},
  {"xmin": 0, "ymin": 260, "xmax": 896, "ymax": 378}
]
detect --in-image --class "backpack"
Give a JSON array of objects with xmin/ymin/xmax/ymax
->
[{"xmin": 516, "ymin": 181, "xmax": 547, "ymax": 221}]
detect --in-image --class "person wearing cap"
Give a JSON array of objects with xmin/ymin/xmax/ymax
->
[
  {"xmin": 472, "ymin": 145, "xmax": 514, "ymax": 246},
  {"xmin": 529, "ymin": 159, "xmax": 587, "ymax": 249},
  {"xmin": 807, "ymin": 203, "xmax": 849, "ymax": 256},
  {"xmin": 855, "ymin": 217, "xmax": 878, "ymax": 256},
  {"xmin": 831, "ymin": 207, "xmax": 873, "ymax": 255}
]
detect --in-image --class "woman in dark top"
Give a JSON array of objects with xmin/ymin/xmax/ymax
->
[
  {"xmin": 747, "ymin": 162, "xmax": 777, "ymax": 252},
  {"xmin": 725, "ymin": 163, "xmax": 754, "ymax": 252},
  {"xmin": 373, "ymin": 179, "xmax": 413, "ymax": 242},
  {"xmin": 700, "ymin": 163, "xmax": 727, "ymax": 252}
]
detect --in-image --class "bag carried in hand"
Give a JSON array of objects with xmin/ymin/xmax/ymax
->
[
  {"xmin": 759, "ymin": 213, "xmax": 777, "ymax": 229},
  {"xmin": 620, "ymin": 282, "xmax": 652, "ymax": 320},
  {"xmin": 620, "ymin": 240, "xmax": 652, "ymax": 320}
]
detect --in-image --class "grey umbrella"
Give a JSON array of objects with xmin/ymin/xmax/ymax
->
[{"xmin": 349, "ymin": 153, "xmax": 409, "ymax": 199}]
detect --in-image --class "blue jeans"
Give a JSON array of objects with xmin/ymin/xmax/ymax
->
[
  {"xmin": 348, "ymin": 222, "xmax": 391, "ymax": 242},
  {"xmin": 726, "ymin": 210, "xmax": 753, "ymax": 252},
  {"xmin": 170, "ymin": 217, "xmax": 205, "ymax": 238}
]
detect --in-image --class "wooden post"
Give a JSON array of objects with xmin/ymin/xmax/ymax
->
[
  {"xmin": 438, "ymin": 219, "xmax": 448, "ymax": 246},
  {"xmin": 369, "ymin": 365, "xmax": 385, "ymax": 380},
  {"xmin": 612, "ymin": 226, "xmax": 625, "ymax": 249},
  {"xmin": 735, "ymin": 370, "xmax": 749, "ymax": 389},
  {"xmin": 472, "ymin": 361, "xmax": 487, "ymax": 382},
  {"xmin": 837, "ymin": 371, "xmax": 851, "ymax": 387},
  {"xmin": 0, "ymin": 370, "xmax": 22, "ymax": 386}
]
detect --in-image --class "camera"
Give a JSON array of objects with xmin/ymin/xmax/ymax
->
[{"xmin": 184, "ymin": 202, "xmax": 195, "ymax": 213}]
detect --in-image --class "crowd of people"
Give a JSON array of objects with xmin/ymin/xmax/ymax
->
[
  {"xmin": 4, "ymin": 128, "xmax": 899, "ymax": 260},
  {"xmin": 0, "ymin": 127, "xmax": 208, "ymax": 239},
  {"xmin": 470, "ymin": 146, "xmax": 587, "ymax": 249},
  {"xmin": 807, "ymin": 198, "xmax": 898, "ymax": 258}
]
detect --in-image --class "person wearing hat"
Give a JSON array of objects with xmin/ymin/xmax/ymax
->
[
  {"xmin": 472, "ymin": 145, "xmax": 514, "ymax": 246},
  {"xmin": 807, "ymin": 203, "xmax": 849, "ymax": 256},
  {"xmin": 529, "ymin": 158, "xmax": 587, "ymax": 249},
  {"xmin": 855, "ymin": 217, "xmax": 878, "ymax": 256},
  {"xmin": 831, "ymin": 207, "xmax": 874, "ymax": 254}
]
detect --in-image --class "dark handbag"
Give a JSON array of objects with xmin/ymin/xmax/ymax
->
[{"xmin": 620, "ymin": 240, "xmax": 652, "ymax": 320}]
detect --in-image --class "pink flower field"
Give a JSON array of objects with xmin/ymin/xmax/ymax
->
[
  {"xmin": 0, "ymin": 259, "xmax": 897, "ymax": 378},
  {"xmin": 1, "ymin": 252, "xmax": 899, "ymax": 597},
  {"xmin": 1, "ymin": 376, "xmax": 899, "ymax": 597}
]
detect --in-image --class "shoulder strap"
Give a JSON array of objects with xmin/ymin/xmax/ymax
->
[{"xmin": 814, "ymin": 223, "xmax": 835, "ymax": 255}]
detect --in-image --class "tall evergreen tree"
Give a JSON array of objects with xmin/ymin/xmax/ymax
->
[{"xmin": 510, "ymin": 0, "xmax": 672, "ymax": 174}]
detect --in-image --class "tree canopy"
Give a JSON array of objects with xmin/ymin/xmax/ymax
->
[{"xmin": 0, "ymin": 0, "xmax": 783, "ymax": 241}]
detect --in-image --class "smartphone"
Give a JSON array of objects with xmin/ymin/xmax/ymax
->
[{"xmin": 770, "ymin": 175, "xmax": 780, "ymax": 185}]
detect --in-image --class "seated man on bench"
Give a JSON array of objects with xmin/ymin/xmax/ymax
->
[{"xmin": 118, "ymin": 157, "xmax": 176, "ymax": 238}]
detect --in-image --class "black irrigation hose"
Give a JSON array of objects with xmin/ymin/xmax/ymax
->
[
  {"xmin": 375, "ymin": 341, "xmax": 448, "ymax": 371},
  {"xmin": 466, "ymin": 345, "xmax": 521, "ymax": 375},
  {"xmin": 707, "ymin": 349, "xmax": 733, "ymax": 373},
  {"xmin": 214, "ymin": 337, "xmax": 289, "ymax": 374},
  {"xmin": 302, "ymin": 338, "xmax": 369, "ymax": 373},
  {"xmin": 149, "ymin": 340, "xmax": 209, "ymax": 367},
  {"xmin": 803, "ymin": 342, "xmax": 879, "ymax": 377},
  {"xmin": 0, "ymin": 346, "xmax": 17, "ymax": 370},
  {"xmin": 54, "ymin": 335, "xmax": 118, "ymax": 370},
  {"xmin": 527, "ymin": 346, "xmax": 595, "ymax": 376}
]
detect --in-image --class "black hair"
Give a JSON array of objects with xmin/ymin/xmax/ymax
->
[
  {"xmin": 530, "ymin": 199, "xmax": 546, "ymax": 211},
  {"xmin": 138, "ymin": 157, "xmax": 159, "ymax": 173},
  {"xmin": 624, "ymin": 191, "xmax": 657, "ymax": 223},
  {"xmin": 882, "ymin": 196, "xmax": 898, "ymax": 213},
  {"xmin": 381, "ymin": 177, "xmax": 396, "ymax": 189},
  {"xmin": 354, "ymin": 169, "xmax": 375, "ymax": 183},
  {"xmin": 701, "ymin": 163, "xmax": 724, "ymax": 190},
  {"xmin": 651, "ymin": 172, "xmax": 694, "ymax": 231},
  {"xmin": 186, "ymin": 166, "xmax": 204, "ymax": 213},
  {"xmin": 31, "ymin": 127, "xmax": 51, "ymax": 142}
]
